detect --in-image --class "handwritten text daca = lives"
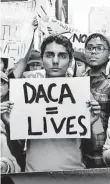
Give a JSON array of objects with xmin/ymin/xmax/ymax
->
[{"xmin": 23, "ymin": 82, "xmax": 88, "ymax": 136}]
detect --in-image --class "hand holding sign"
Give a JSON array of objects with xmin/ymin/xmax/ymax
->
[
  {"xmin": 86, "ymin": 100, "xmax": 101, "ymax": 125},
  {"xmin": 0, "ymin": 101, "xmax": 14, "ymax": 128},
  {"xmin": 0, "ymin": 101, "xmax": 13, "ymax": 114},
  {"xmin": 32, "ymin": 16, "xmax": 39, "ymax": 32}
]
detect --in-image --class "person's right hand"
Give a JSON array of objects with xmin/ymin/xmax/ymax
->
[
  {"xmin": 0, "ymin": 161, "xmax": 9, "ymax": 173},
  {"xmin": 86, "ymin": 100, "xmax": 101, "ymax": 125},
  {"xmin": 0, "ymin": 101, "xmax": 13, "ymax": 114},
  {"xmin": 0, "ymin": 101, "xmax": 14, "ymax": 128}
]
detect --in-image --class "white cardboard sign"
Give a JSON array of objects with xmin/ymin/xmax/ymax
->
[{"xmin": 10, "ymin": 77, "xmax": 90, "ymax": 140}]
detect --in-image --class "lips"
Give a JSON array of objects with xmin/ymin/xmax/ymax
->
[
  {"xmin": 90, "ymin": 58, "xmax": 98, "ymax": 61},
  {"xmin": 51, "ymin": 68, "xmax": 60, "ymax": 71}
]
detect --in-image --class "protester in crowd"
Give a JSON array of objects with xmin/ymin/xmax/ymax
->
[
  {"xmin": 0, "ymin": 71, "xmax": 25, "ymax": 173},
  {"xmin": 22, "ymin": 50, "xmax": 45, "ymax": 78},
  {"xmin": 23, "ymin": 35, "xmax": 101, "ymax": 172},
  {"xmin": 2, "ymin": 34, "xmax": 101, "ymax": 172},
  {"xmin": 25, "ymin": 50, "xmax": 43, "ymax": 71},
  {"xmin": 0, "ymin": 58, "xmax": 8, "ymax": 73},
  {"xmin": 103, "ymin": 117, "xmax": 110, "ymax": 167},
  {"xmin": 74, "ymin": 51, "xmax": 86, "ymax": 76},
  {"xmin": 81, "ymin": 33, "xmax": 110, "ymax": 168}
]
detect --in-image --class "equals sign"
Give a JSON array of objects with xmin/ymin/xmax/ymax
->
[{"xmin": 46, "ymin": 107, "xmax": 58, "ymax": 114}]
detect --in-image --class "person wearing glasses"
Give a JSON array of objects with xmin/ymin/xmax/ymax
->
[{"xmin": 81, "ymin": 33, "xmax": 110, "ymax": 168}]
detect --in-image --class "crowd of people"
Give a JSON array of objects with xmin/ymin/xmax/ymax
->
[{"xmin": 0, "ymin": 17, "xmax": 110, "ymax": 174}]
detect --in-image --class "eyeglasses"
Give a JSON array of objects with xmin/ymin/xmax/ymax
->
[{"xmin": 85, "ymin": 45, "xmax": 109, "ymax": 53}]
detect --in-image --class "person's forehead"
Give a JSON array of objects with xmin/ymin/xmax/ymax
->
[
  {"xmin": 76, "ymin": 60, "xmax": 84, "ymax": 63},
  {"xmin": 29, "ymin": 60, "xmax": 42, "ymax": 65},
  {"xmin": 87, "ymin": 37, "xmax": 108, "ymax": 47},
  {"xmin": 44, "ymin": 41, "xmax": 68, "ymax": 53},
  {"xmin": 29, "ymin": 59, "xmax": 41, "ymax": 63},
  {"xmin": 76, "ymin": 60, "xmax": 85, "ymax": 66}
]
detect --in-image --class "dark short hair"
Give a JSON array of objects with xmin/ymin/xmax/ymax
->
[
  {"xmin": 1, "ymin": 58, "xmax": 8, "ymax": 70},
  {"xmin": 41, "ymin": 35, "xmax": 74, "ymax": 60},
  {"xmin": 85, "ymin": 33, "xmax": 110, "ymax": 51}
]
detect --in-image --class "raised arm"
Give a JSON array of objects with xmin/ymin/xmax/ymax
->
[{"xmin": 12, "ymin": 17, "xmax": 38, "ymax": 78}]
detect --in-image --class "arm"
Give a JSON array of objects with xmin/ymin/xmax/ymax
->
[
  {"xmin": 0, "ymin": 120, "xmax": 21, "ymax": 173},
  {"xmin": 103, "ymin": 123, "xmax": 110, "ymax": 166},
  {"xmin": 0, "ymin": 102, "xmax": 25, "ymax": 172},
  {"xmin": 12, "ymin": 17, "xmax": 38, "ymax": 78},
  {"xmin": 0, "ymin": 101, "xmax": 13, "ymax": 128}
]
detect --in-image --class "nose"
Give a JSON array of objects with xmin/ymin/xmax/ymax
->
[
  {"xmin": 91, "ymin": 47, "xmax": 97, "ymax": 54},
  {"xmin": 53, "ymin": 55, "xmax": 59, "ymax": 65}
]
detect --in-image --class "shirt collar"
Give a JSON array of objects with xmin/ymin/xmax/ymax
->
[{"xmin": 83, "ymin": 66, "xmax": 107, "ymax": 77}]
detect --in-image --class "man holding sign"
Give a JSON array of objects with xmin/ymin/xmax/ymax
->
[
  {"xmin": 10, "ymin": 36, "xmax": 100, "ymax": 172},
  {"xmin": 20, "ymin": 35, "xmax": 100, "ymax": 172}
]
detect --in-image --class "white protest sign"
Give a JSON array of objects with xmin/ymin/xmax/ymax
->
[
  {"xmin": 23, "ymin": 69, "xmax": 45, "ymax": 78},
  {"xmin": 89, "ymin": 7, "xmax": 110, "ymax": 36},
  {"xmin": 40, "ymin": 16, "xmax": 74, "ymax": 36},
  {"xmin": 40, "ymin": 16, "xmax": 88, "ymax": 50},
  {"xmin": 10, "ymin": 77, "xmax": 90, "ymax": 140},
  {"xmin": 0, "ymin": 1, "xmax": 36, "ymax": 60},
  {"xmin": 0, "ymin": 18, "xmax": 34, "ymax": 59}
]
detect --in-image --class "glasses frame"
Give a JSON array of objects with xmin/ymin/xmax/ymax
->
[{"xmin": 85, "ymin": 45, "xmax": 109, "ymax": 53}]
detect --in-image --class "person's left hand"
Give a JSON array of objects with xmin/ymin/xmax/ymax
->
[
  {"xmin": 32, "ymin": 16, "xmax": 39, "ymax": 32},
  {"xmin": 86, "ymin": 100, "xmax": 101, "ymax": 125}
]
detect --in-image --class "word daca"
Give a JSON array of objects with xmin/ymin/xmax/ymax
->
[
  {"xmin": 23, "ymin": 82, "xmax": 76, "ymax": 104},
  {"xmin": 28, "ymin": 115, "xmax": 87, "ymax": 136}
]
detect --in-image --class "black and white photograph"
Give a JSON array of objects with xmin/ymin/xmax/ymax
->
[{"xmin": 0, "ymin": 0, "xmax": 110, "ymax": 183}]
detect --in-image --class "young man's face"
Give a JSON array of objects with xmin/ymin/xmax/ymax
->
[
  {"xmin": 85, "ymin": 37, "xmax": 110, "ymax": 68},
  {"xmin": 0, "ymin": 79, "xmax": 8, "ymax": 101},
  {"xmin": 42, "ymin": 42, "xmax": 70, "ymax": 77},
  {"xmin": 0, "ymin": 58, "xmax": 5, "ymax": 71}
]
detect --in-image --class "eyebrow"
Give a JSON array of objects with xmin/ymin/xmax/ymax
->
[
  {"xmin": 45, "ymin": 51, "xmax": 68, "ymax": 54},
  {"xmin": 87, "ymin": 44, "xmax": 104, "ymax": 46}
]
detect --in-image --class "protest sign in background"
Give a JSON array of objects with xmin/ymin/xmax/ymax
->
[
  {"xmin": 0, "ymin": 0, "xmax": 36, "ymax": 60},
  {"xmin": 10, "ymin": 77, "xmax": 90, "ymax": 140},
  {"xmin": 89, "ymin": 6, "xmax": 110, "ymax": 36},
  {"xmin": 39, "ymin": 16, "xmax": 88, "ymax": 51}
]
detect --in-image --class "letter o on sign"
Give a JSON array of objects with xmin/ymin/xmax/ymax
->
[{"xmin": 81, "ymin": 34, "xmax": 87, "ymax": 43}]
